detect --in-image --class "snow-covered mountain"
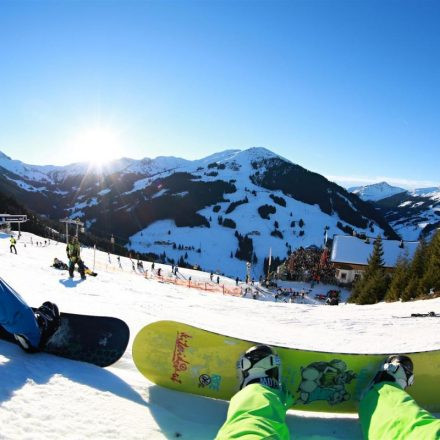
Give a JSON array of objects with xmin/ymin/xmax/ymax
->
[
  {"xmin": 348, "ymin": 182, "xmax": 407, "ymax": 202},
  {"xmin": 348, "ymin": 181, "xmax": 440, "ymax": 241},
  {"xmin": 0, "ymin": 147, "xmax": 398, "ymax": 277},
  {"xmin": 375, "ymin": 188, "xmax": 440, "ymax": 241}
]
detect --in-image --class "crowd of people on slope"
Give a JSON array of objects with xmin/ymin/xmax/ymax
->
[{"xmin": 284, "ymin": 246, "xmax": 335, "ymax": 284}]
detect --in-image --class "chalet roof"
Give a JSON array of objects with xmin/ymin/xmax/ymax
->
[{"xmin": 330, "ymin": 235, "xmax": 419, "ymax": 268}]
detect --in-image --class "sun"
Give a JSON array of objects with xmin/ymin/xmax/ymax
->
[{"xmin": 74, "ymin": 125, "xmax": 122, "ymax": 167}]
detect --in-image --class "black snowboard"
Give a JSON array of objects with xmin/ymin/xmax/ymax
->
[{"xmin": 0, "ymin": 310, "xmax": 129, "ymax": 367}]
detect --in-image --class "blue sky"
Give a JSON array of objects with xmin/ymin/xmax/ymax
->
[{"xmin": 0, "ymin": 0, "xmax": 439, "ymax": 189}]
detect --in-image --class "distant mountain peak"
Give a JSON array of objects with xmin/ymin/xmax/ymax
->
[
  {"xmin": 349, "ymin": 182, "xmax": 407, "ymax": 202},
  {"xmin": 0, "ymin": 151, "xmax": 11, "ymax": 160},
  {"xmin": 411, "ymin": 187, "xmax": 440, "ymax": 197}
]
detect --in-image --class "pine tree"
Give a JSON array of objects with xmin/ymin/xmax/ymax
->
[
  {"xmin": 349, "ymin": 235, "xmax": 389, "ymax": 304},
  {"xmin": 405, "ymin": 239, "xmax": 428, "ymax": 298},
  {"xmin": 418, "ymin": 230, "xmax": 440, "ymax": 296},
  {"xmin": 384, "ymin": 256, "xmax": 410, "ymax": 302},
  {"xmin": 401, "ymin": 277, "xmax": 419, "ymax": 302},
  {"xmin": 364, "ymin": 235, "xmax": 385, "ymax": 277}
]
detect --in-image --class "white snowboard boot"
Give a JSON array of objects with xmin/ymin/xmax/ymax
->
[{"xmin": 237, "ymin": 345, "xmax": 281, "ymax": 390}]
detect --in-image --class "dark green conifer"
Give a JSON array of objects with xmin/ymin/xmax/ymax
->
[{"xmin": 349, "ymin": 235, "xmax": 389, "ymax": 304}]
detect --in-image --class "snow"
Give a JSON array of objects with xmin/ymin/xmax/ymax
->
[
  {"xmin": 151, "ymin": 189, "xmax": 168, "ymax": 199},
  {"xmin": 349, "ymin": 182, "xmax": 407, "ymax": 202},
  {"xmin": 1, "ymin": 232, "xmax": 440, "ymax": 439},
  {"xmin": 4, "ymin": 176, "xmax": 45, "ymax": 193},
  {"xmin": 128, "ymin": 152, "xmax": 387, "ymax": 278},
  {"xmin": 0, "ymin": 153, "xmax": 53, "ymax": 183},
  {"xmin": 411, "ymin": 187, "xmax": 440, "ymax": 198},
  {"xmin": 331, "ymin": 235, "xmax": 419, "ymax": 267}
]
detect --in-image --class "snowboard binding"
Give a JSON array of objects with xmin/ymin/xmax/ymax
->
[
  {"xmin": 237, "ymin": 345, "xmax": 281, "ymax": 390},
  {"xmin": 35, "ymin": 301, "xmax": 61, "ymax": 348},
  {"xmin": 373, "ymin": 355, "xmax": 414, "ymax": 390},
  {"xmin": 14, "ymin": 302, "xmax": 60, "ymax": 352}
]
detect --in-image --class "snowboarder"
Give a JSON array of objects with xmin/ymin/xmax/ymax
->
[
  {"xmin": 235, "ymin": 277, "xmax": 239, "ymax": 286},
  {"xmin": 66, "ymin": 236, "xmax": 86, "ymax": 279},
  {"xmin": 216, "ymin": 347, "xmax": 440, "ymax": 440},
  {"xmin": 216, "ymin": 276, "xmax": 220, "ymax": 284},
  {"xmin": 52, "ymin": 258, "xmax": 69, "ymax": 270},
  {"xmin": 10, "ymin": 235, "xmax": 17, "ymax": 254},
  {"xmin": 0, "ymin": 277, "xmax": 60, "ymax": 352}
]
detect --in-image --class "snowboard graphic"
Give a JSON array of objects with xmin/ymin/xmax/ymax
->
[
  {"xmin": 133, "ymin": 320, "xmax": 440, "ymax": 413},
  {"xmin": 0, "ymin": 311, "xmax": 129, "ymax": 367}
]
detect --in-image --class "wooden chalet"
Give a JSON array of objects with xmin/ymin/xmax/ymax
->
[{"xmin": 330, "ymin": 235, "xmax": 419, "ymax": 284}]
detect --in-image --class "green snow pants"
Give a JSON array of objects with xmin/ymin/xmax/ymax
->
[
  {"xmin": 216, "ymin": 383, "xmax": 290, "ymax": 439},
  {"xmin": 216, "ymin": 382, "xmax": 440, "ymax": 439},
  {"xmin": 359, "ymin": 382, "xmax": 440, "ymax": 440}
]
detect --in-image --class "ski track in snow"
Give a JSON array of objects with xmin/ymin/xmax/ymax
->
[{"xmin": 0, "ymin": 232, "xmax": 439, "ymax": 439}]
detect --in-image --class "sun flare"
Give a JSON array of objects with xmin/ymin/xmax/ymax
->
[{"xmin": 73, "ymin": 125, "xmax": 122, "ymax": 166}]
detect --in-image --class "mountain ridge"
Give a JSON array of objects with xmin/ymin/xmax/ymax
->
[{"xmin": 0, "ymin": 147, "xmax": 400, "ymax": 277}]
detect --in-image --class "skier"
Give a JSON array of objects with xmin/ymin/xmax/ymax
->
[
  {"xmin": 216, "ymin": 346, "xmax": 440, "ymax": 440},
  {"xmin": 10, "ymin": 235, "xmax": 17, "ymax": 254},
  {"xmin": 0, "ymin": 277, "xmax": 60, "ymax": 352},
  {"xmin": 66, "ymin": 236, "xmax": 86, "ymax": 279}
]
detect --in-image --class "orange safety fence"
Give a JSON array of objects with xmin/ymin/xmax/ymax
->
[
  {"xmin": 155, "ymin": 275, "xmax": 243, "ymax": 297},
  {"xmin": 93, "ymin": 261, "xmax": 243, "ymax": 296}
]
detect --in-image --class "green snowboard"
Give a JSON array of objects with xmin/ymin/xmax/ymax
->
[{"xmin": 133, "ymin": 320, "xmax": 440, "ymax": 413}]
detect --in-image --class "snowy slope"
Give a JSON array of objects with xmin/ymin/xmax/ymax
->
[
  {"xmin": 126, "ymin": 148, "xmax": 395, "ymax": 277},
  {"xmin": 1, "ymin": 232, "xmax": 440, "ymax": 439},
  {"xmin": 412, "ymin": 187, "xmax": 440, "ymax": 198},
  {"xmin": 349, "ymin": 182, "xmax": 407, "ymax": 202},
  {"xmin": 349, "ymin": 182, "xmax": 440, "ymax": 240},
  {"xmin": 374, "ymin": 189, "xmax": 440, "ymax": 241},
  {"xmin": 0, "ymin": 147, "xmax": 396, "ymax": 279}
]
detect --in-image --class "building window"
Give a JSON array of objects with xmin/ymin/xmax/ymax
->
[{"xmin": 341, "ymin": 273, "xmax": 347, "ymax": 280}]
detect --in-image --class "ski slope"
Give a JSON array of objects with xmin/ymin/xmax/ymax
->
[{"xmin": 1, "ymin": 232, "xmax": 439, "ymax": 439}]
